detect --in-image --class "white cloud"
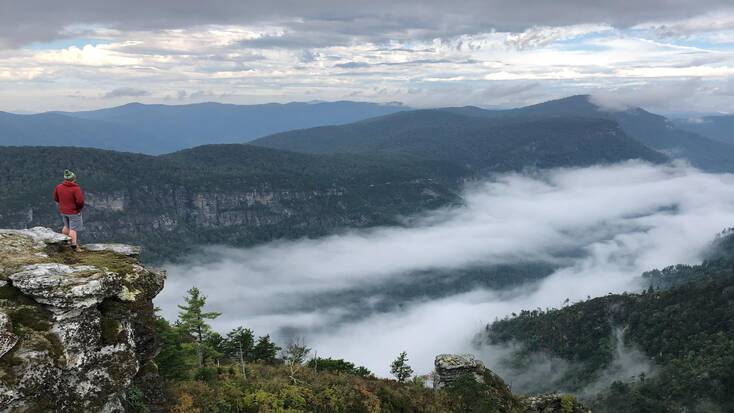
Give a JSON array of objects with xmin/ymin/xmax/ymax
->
[
  {"xmin": 1, "ymin": 15, "xmax": 734, "ymax": 112},
  {"xmin": 505, "ymin": 24, "xmax": 611, "ymax": 50},
  {"xmin": 156, "ymin": 162, "xmax": 734, "ymax": 376},
  {"xmin": 35, "ymin": 44, "xmax": 141, "ymax": 66}
]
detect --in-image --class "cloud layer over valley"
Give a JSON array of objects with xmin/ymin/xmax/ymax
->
[{"xmin": 156, "ymin": 162, "xmax": 734, "ymax": 376}]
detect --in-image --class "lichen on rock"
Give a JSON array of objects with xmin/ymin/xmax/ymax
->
[{"xmin": 0, "ymin": 227, "xmax": 165, "ymax": 412}]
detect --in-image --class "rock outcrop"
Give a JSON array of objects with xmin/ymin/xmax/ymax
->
[
  {"xmin": 434, "ymin": 354, "xmax": 487, "ymax": 389},
  {"xmin": 434, "ymin": 354, "xmax": 590, "ymax": 413},
  {"xmin": 0, "ymin": 227, "xmax": 165, "ymax": 412}
]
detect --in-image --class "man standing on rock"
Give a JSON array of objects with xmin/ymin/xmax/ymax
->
[{"xmin": 53, "ymin": 169, "xmax": 85, "ymax": 251}]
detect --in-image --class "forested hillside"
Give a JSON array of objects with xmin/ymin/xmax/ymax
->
[
  {"xmin": 460, "ymin": 95, "xmax": 734, "ymax": 172},
  {"xmin": 0, "ymin": 145, "xmax": 461, "ymax": 261},
  {"xmin": 482, "ymin": 230, "xmax": 734, "ymax": 412},
  {"xmin": 254, "ymin": 95, "xmax": 734, "ymax": 173},
  {"xmin": 253, "ymin": 111, "xmax": 667, "ymax": 173}
]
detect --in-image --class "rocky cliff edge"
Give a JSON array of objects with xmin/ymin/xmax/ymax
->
[{"xmin": 0, "ymin": 227, "xmax": 165, "ymax": 412}]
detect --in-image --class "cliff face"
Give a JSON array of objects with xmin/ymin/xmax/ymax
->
[
  {"xmin": 0, "ymin": 227, "xmax": 165, "ymax": 412},
  {"xmin": 2, "ymin": 184, "xmax": 453, "ymax": 261}
]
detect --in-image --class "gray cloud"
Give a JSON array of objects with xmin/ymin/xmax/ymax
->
[
  {"xmin": 3, "ymin": 1, "xmax": 734, "ymax": 47},
  {"xmin": 156, "ymin": 162, "xmax": 734, "ymax": 376},
  {"xmin": 102, "ymin": 87, "xmax": 149, "ymax": 98}
]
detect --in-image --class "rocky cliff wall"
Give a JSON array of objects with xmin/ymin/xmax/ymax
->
[
  {"xmin": 1, "ymin": 183, "xmax": 454, "ymax": 261},
  {"xmin": 0, "ymin": 227, "xmax": 165, "ymax": 412}
]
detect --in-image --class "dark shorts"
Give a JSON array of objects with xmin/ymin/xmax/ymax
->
[{"xmin": 61, "ymin": 213, "xmax": 83, "ymax": 232}]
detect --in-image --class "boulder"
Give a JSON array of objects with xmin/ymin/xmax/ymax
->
[{"xmin": 434, "ymin": 353, "xmax": 486, "ymax": 389}]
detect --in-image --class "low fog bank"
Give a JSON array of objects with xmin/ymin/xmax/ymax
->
[
  {"xmin": 481, "ymin": 328, "xmax": 655, "ymax": 396},
  {"xmin": 156, "ymin": 161, "xmax": 734, "ymax": 376}
]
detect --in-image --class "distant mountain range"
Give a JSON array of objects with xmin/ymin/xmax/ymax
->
[
  {"xmin": 2, "ymin": 96, "xmax": 734, "ymax": 172},
  {"xmin": 0, "ymin": 101, "xmax": 406, "ymax": 154},
  {"xmin": 4, "ymin": 95, "xmax": 734, "ymax": 259},
  {"xmin": 254, "ymin": 95, "xmax": 734, "ymax": 173},
  {"xmin": 675, "ymin": 114, "xmax": 734, "ymax": 146}
]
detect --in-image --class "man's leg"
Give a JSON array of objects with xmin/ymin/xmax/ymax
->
[
  {"xmin": 62, "ymin": 226, "xmax": 69, "ymax": 236},
  {"xmin": 69, "ymin": 229, "xmax": 78, "ymax": 246}
]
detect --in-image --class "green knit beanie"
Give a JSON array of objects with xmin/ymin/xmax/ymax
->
[{"xmin": 63, "ymin": 170, "xmax": 76, "ymax": 181}]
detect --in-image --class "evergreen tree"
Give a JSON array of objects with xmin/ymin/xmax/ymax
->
[
  {"xmin": 177, "ymin": 287, "xmax": 222, "ymax": 367},
  {"xmin": 390, "ymin": 351, "xmax": 414, "ymax": 383},
  {"xmin": 204, "ymin": 331, "xmax": 225, "ymax": 365},
  {"xmin": 154, "ymin": 312, "xmax": 196, "ymax": 380},
  {"xmin": 224, "ymin": 327, "xmax": 255, "ymax": 378},
  {"xmin": 252, "ymin": 335, "xmax": 281, "ymax": 364}
]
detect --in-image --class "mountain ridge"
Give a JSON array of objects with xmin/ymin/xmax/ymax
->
[
  {"xmin": 253, "ymin": 95, "xmax": 734, "ymax": 172},
  {"xmin": 0, "ymin": 101, "xmax": 408, "ymax": 154},
  {"xmin": 252, "ymin": 107, "xmax": 668, "ymax": 173}
]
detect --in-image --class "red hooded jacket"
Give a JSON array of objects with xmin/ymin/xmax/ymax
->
[{"xmin": 54, "ymin": 181, "xmax": 85, "ymax": 215}]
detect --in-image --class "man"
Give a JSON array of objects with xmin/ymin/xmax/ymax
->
[{"xmin": 53, "ymin": 170, "xmax": 85, "ymax": 250}]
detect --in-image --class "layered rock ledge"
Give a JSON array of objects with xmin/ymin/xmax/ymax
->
[{"xmin": 0, "ymin": 227, "xmax": 165, "ymax": 412}]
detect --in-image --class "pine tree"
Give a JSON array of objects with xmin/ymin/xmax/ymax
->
[
  {"xmin": 252, "ymin": 335, "xmax": 281, "ymax": 364},
  {"xmin": 177, "ymin": 287, "xmax": 222, "ymax": 367},
  {"xmin": 390, "ymin": 351, "xmax": 413, "ymax": 383}
]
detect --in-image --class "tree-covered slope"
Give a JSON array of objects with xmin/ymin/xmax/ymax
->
[
  {"xmin": 252, "ymin": 110, "xmax": 667, "ymax": 173},
  {"xmin": 458, "ymin": 95, "xmax": 734, "ymax": 172},
  {"xmin": 0, "ymin": 145, "xmax": 461, "ymax": 261},
  {"xmin": 482, "ymin": 230, "xmax": 734, "ymax": 412}
]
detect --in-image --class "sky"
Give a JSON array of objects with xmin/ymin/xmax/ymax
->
[
  {"xmin": 155, "ymin": 161, "xmax": 734, "ymax": 377},
  {"xmin": 2, "ymin": 1, "xmax": 734, "ymax": 113}
]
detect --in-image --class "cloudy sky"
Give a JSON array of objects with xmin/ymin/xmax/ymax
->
[{"xmin": 2, "ymin": 0, "xmax": 734, "ymax": 113}]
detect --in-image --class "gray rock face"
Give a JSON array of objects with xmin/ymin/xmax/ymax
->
[
  {"xmin": 0, "ymin": 314, "xmax": 17, "ymax": 359},
  {"xmin": 0, "ymin": 227, "xmax": 69, "ymax": 248},
  {"xmin": 83, "ymin": 243, "xmax": 142, "ymax": 257},
  {"xmin": 434, "ymin": 354, "xmax": 486, "ymax": 389},
  {"xmin": 0, "ymin": 182, "xmax": 455, "ymax": 261},
  {"xmin": 0, "ymin": 228, "xmax": 165, "ymax": 412},
  {"xmin": 9, "ymin": 264, "xmax": 120, "ymax": 309}
]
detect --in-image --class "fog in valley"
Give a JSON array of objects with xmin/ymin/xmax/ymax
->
[{"xmin": 156, "ymin": 161, "xmax": 734, "ymax": 376}]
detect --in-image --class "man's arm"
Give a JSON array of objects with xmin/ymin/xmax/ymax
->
[
  {"xmin": 75, "ymin": 187, "xmax": 85, "ymax": 210},
  {"xmin": 53, "ymin": 186, "xmax": 59, "ymax": 203}
]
